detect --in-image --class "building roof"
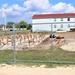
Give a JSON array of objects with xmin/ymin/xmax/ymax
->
[{"xmin": 32, "ymin": 13, "xmax": 75, "ymax": 19}]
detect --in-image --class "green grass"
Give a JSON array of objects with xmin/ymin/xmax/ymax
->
[
  {"xmin": 16, "ymin": 50, "xmax": 51, "ymax": 60},
  {"xmin": 0, "ymin": 47, "xmax": 75, "ymax": 62},
  {"xmin": 53, "ymin": 47, "xmax": 75, "ymax": 61},
  {"xmin": 0, "ymin": 50, "xmax": 13, "ymax": 62},
  {"xmin": 0, "ymin": 30, "xmax": 30, "ymax": 35},
  {"xmin": 0, "ymin": 31, "xmax": 75, "ymax": 66},
  {"xmin": 16, "ymin": 48, "xmax": 75, "ymax": 62},
  {"xmin": 0, "ymin": 47, "xmax": 75, "ymax": 67}
]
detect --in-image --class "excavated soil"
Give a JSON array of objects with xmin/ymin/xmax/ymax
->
[
  {"xmin": 20, "ymin": 32, "xmax": 75, "ymax": 51},
  {"xmin": 0, "ymin": 32, "xmax": 75, "ymax": 51},
  {"xmin": 25, "ymin": 37, "xmax": 51, "ymax": 50}
]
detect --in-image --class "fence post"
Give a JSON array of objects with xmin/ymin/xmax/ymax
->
[
  {"xmin": 51, "ymin": 23, "xmax": 54, "ymax": 61},
  {"xmin": 13, "ymin": 24, "xmax": 16, "ymax": 62}
]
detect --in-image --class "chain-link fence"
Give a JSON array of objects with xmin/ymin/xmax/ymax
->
[{"xmin": 0, "ymin": 23, "xmax": 75, "ymax": 64}]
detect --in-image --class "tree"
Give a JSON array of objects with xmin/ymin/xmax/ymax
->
[
  {"xmin": 27, "ymin": 24, "xmax": 32, "ymax": 30},
  {"xmin": 19, "ymin": 20, "xmax": 29, "ymax": 28},
  {"xmin": 15, "ymin": 23, "xmax": 20, "ymax": 28},
  {"xmin": 0, "ymin": 25, "xmax": 3, "ymax": 28},
  {"xmin": 6, "ymin": 21, "xmax": 15, "ymax": 28},
  {"xmin": 20, "ymin": 25, "xmax": 26, "ymax": 28},
  {"xmin": 7, "ymin": 22, "xmax": 15, "ymax": 26}
]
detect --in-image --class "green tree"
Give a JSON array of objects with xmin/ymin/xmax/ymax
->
[
  {"xmin": 6, "ymin": 21, "xmax": 15, "ymax": 28},
  {"xmin": 7, "ymin": 22, "xmax": 15, "ymax": 26},
  {"xmin": 19, "ymin": 20, "xmax": 29, "ymax": 28},
  {"xmin": 27, "ymin": 24, "xmax": 32, "ymax": 30},
  {"xmin": 15, "ymin": 23, "xmax": 20, "ymax": 28}
]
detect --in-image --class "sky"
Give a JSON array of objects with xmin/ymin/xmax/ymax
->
[{"xmin": 0, "ymin": 0, "xmax": 75, "ymax": 24}]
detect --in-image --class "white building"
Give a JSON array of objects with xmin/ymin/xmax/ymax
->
[{"xmin": 32, "ymin": 13, "xmax": 75, "ymax": 32}]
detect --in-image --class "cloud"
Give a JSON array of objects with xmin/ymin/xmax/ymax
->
[
  {"xmin": 2, "ymin": 3, "xmax": 8, "ymax": 8},
  {"xmin": 51, "ymin": 2, "xmax": 75, "ymax": 13},
  {"xmin": 0, "ymin": 0, "xmax": 75, "ymax": 24},
  {"xmin": 0, "ymin": 4, "xmax": 22, "ymax": 19},
  {"xmin": 23, "ymin": 11, "xmax": 39, "ymax": 23},
  {"xmin": 24, "ymin": 0, "xmax": 50, "ymax": 12},
  {"xmin": 12, "ymin": 4, "xmax": 25, "ymax": 12},
  {"xmin": 51, "ymin": 2, "xmax": 67, "ymax": 11},
  {"xmin": 23, "ymin": 0, "xmax": 75, "ymax": 14},
  {"xmin": 65, "ymin": 4, "xmax": 75, "ymax": 13},
  {"xmin": 23, "ymin": 0, "xmax": 75, "ymax": 23}
]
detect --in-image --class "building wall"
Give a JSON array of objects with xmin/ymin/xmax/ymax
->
[
  {"xmin": 32, "ymin": 24, "xmax": 51, "ymax": 32},
  {"xmin": 32, "ymin": 18, "xmax": 75, "ymax": 32}
]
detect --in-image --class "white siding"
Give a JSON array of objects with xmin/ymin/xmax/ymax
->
[
  {"xmin": 32, "ymin": 17, "xmax": 75, "ymax": 32},
  {"xmin": 32, "ymin": 24, "xmax": 51, "ymax": 32},
  {"xmin": 32, "ymin": 18, "xmax": 51, "ymax": 23}
]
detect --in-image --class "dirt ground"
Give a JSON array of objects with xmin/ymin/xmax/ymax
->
[
  {"xmin": 21, "ymin": 32, "xmax": 75, "ymax": 51},
  {"xmin": 0, "ymin": 32, "xmax": 75, "ymax": 75},
  {"xmin": 0, "ymin": 64, "xmax": 75, "ymax": 75},
  {"xmin": 21, "ymin": 37, "xmax": 51, "ymax": 50},
  {"xmin": 0, "ymin": 32, "xmax": 75, "ymax": 51}
]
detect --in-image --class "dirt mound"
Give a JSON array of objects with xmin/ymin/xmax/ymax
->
[
  {"xmin": 60, "ymin": 42, "xmax": 75, "ymax": 51},
  {"xmin": 22, "ymin": 37, "xmax": 51, "ymax": 50}
]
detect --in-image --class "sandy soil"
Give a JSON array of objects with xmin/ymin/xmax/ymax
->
[
  {"xmin": 26, "ymin": 32, "xmax": 75, "ymax": 51},
  {"xmin": 57, "ymin": 32, "xmax": 75, "ymax": 51},
  {"xmin": 0, "ymin": 32, "xmax": 75, "ymax": 51},
  {"xmin": 0, "ymin": 64, "xmax": 75, "ymax": 75},
  {"xmin": 61, "ymin": 42, "xmax": 75, "ymax": 51}
]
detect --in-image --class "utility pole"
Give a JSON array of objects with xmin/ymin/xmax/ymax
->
[{"xmin": 1, "ymin": 9, "xmax": 7, "ymax": 29}]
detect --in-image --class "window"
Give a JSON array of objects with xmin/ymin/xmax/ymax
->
[
  {"xmin": 68, "ymin": 24, "xmax": 70, "ymax": 28},
  {"xmin": 74, "ymin": 24, "xmax": 75, "ymax": 27},
  {"xmin": 61, "ymin": 24, "xmax": 63, "ymax": 28},
  {"xmin": 61, "ymin": 18, "xmax": 63, "ymax": 21},
  {"xmin": 67, "ymin": 18, "xmax": 70, "ymax": 21},
  {"xmin": 54, "ymin": 18, "xmax": 56, "ymax": 21},
  {"xmin": 54, "ymin": 25, "xmax": 56, "ymax": 28}
]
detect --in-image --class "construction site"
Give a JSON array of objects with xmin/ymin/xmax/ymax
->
[
  {"xmin": 0, "ymin": 31, "xmax": 75, "ymax": 51},
  {"xmin": 0, "ymin": 30, "xmax": 75, "ymax": 64}
]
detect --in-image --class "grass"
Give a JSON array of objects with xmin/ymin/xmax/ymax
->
[
  {"xmin": 0, "ymin": 50, "xmax": 13, "ymax": 60},
  {"xmin": 0, "ymin": 31, "xmax": 75, "ymax": 68},
  {"xmin": 0, "ymin": 30, "xmax": 30, "ymax": 35},
  {"xmin": 16, "ymin": 50, "xmax": 51, "ymax": 61},
  {"xmin": 0, "ymin": 47, "xmax": 75, "ymax": 67},
  {"xmin": 0, "ymin": 47, "xmax": 75, "ymax": 62},
  {"xmin": 0, "ymin": 31, "xmax": 75, "ymax": 66},
  {"xmin": 53, "ymin": 47, "xmax": 75, "ymax": 61},
  {"xmin": 16, "ymin": 48, "xmax": 75, "ymax": 62}
]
